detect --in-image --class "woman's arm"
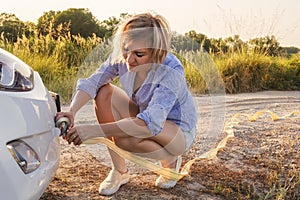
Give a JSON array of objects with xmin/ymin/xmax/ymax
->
[
  {"xmin": 66, "ymin": 117, "xmax": 153, "ymax": 145},
  {"xmin": 100, "ymin": 117, "xmax": 153, "ymax": 138},
  {"xmin": 69, "ymin": 90, "xmax": 91, "ymax": 116},
  {"xmin": 56, "ymin": 55, "xmax": 120, "ymax": 126}
]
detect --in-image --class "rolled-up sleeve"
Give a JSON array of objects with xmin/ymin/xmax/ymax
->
[
  {"xmin": 76, "ymin": 57, "xmax": 119, "ymax": 99},
  {"xmin": 137, "ymin": 74, "xmax": 181, "ymax": 135},
  {"xmin": 137, "ymin": 104, "xmax": 166, "ymax": 135}
]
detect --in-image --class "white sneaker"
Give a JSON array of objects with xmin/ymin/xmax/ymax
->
[
  {"xmin": 155, "ymin": 156, "xmax": 182, "ymax": 189},
  {"xmin": 99, "ymin": 169, "xmax": 130, "ymax": 195}
]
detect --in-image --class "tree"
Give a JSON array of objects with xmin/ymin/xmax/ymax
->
[
  {"xmin": 185, "ymin": 30, "xmax": 211, "ymax": 52},
  {"xmin": 171, "ymin": 32, "xmax": 200, "ymax": 52},
  {"xmin": 223, "ymin": 35, "xmax": 244, "ymax": 53},
  {"xmin": 37, "ymin": 10, "xmax": 59, "ymax": 36},
  {"xmin": 53, "ymin": 8, "xmax": 100, "ymax": 38},
  {"xmin": 281, "ymin": 46, "xmax": 299, "ymax": 55},
  {"xmin": 99, "ymin": 13, "xmax": 130, "ymax": 39},
  {"xmin": 0, "ymin": 13, "xmax": 25, "ymax": 42},
  {"xmin": 209, "ymin": 38, "xmax": 227, "ymax": 54},
  {"xmin": 248, "ymin": 35, "xmax": 280, "ymax": 56}
]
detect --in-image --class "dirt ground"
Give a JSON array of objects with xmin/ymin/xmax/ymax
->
[{"xmin": 40, "ymin": 91, "xmax": 300, "ymax": 200}]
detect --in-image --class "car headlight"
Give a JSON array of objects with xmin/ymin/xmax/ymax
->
[
  {"xmin": 7, "ymin": 140, "xmax": 41, "ymax": 174},
  {"xmin": 0, "ymin": 53, "xmax": 34, "ymax": 91}
]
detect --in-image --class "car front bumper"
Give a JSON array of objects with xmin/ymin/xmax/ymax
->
[{"xmin": 0, "ymin": 72, "xmax": 61, "ymax": 200}]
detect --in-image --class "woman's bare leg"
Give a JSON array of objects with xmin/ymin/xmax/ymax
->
[
  {"xmin": 95, "ymin": 83, "xmax": 186, "ymax": 170},
  {"xmin": 115, "ymin": 120, "xmax": 186, "ymax": 168},
  {"xmin": 94, "ymin": 84, "xmax": 139, "ymax": 173}
]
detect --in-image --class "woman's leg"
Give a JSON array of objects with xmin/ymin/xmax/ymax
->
[
  {"xmin": 95, "ymin": 83, "xmax": 187, "ymax": 191},
  {"xmin": 115, "ymin": 120, "xmax": 186, "ymax": 168},
  {"xmin": 95, "ymin": 83, "xmax": 186, "ymax": 169},
  {"xmin": 94, "ymin": 84, "xmax": 139, "ymax": 173}
]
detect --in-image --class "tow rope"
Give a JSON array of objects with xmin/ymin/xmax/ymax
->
[{"xmin": 57, "ymin": 110, "xmax": 300, "ymax": 181}]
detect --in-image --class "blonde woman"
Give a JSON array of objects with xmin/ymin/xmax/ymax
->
[{"xmin": 56, "ymin": 13, "xmax": 197, "ymax": 195}]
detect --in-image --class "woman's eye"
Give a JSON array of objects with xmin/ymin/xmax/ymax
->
[
  {"xmin": 136, "ymin": 52, "xmax": 144, "ymax": 57},
  {"xmin": 123, "ymin": 47, "xmax": 129, "ymax": 53}
]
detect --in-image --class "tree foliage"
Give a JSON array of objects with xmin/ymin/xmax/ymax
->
[
  {"xmin": 248, "ymin": 35, "xmax": 280, "ymax": 56},
  {"xmin": 0, "ymin": 13, "xmax": 26, "ymax": 42},
  {"xmin": 53, "ymin": 8, "xmax": 99, "ymax": 38},
  {"xmin": 37, "ymin": 10, "xmax": 59, "ymax": 36},
  {"xmin": 35, "ymin": 9, "xmax": 129, "ymax": 39},
  {"xmin": 0, "ymin": 9, "xmax": 299, "ymax": 56}
]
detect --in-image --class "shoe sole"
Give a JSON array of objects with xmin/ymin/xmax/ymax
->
[{"xmin": 99, "ymin": 177, "xmax": 130, "ymax": 196}]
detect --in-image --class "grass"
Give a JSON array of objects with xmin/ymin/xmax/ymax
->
[
  {"xmin": 1, "ymin": 32, "xmax": 300, "ymax": 103},
  {"xmin": 214, "ymin": 49, "xmax": 300, "ymax": 94},
  {"xmin": 0, "ymin": 32, "xmax": 102, "ymax": 103}
]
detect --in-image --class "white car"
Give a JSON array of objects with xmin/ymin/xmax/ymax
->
[{"xmin": 0, "ymin": 48, "xmax": 61, "ymax": 200}]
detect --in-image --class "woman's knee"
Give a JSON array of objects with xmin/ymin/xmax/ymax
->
[{"xmin": 95, "ymin": 84, "xmax": 114, "ymax": 106}]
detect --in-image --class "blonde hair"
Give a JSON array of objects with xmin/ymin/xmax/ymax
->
[{"xmin": 112, "ymin": 13, "xmax": 171, "ymax": 63}]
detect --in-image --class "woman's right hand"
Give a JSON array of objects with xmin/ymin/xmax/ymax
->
[{"xmin": 55, "ymin": 111, "xmax": 75, "ymax": 129}]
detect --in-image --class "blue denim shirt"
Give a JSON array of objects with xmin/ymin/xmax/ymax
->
[{"xmin": 77, "ymin": 52, "xmax": 197, "ymax": 135}]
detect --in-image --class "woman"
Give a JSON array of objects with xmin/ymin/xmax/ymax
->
[{"xmin": 56, "ymin": 13, "xmax": 197, "ymax": 195}]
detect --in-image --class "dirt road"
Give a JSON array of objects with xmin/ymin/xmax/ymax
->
[{"xmin": 41, "ymin": 91, "xmax": 300, "ymax": 200}]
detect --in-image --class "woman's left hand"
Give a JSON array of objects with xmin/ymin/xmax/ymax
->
[
  {"xmin": 65, "ymin": 127, "xmax": 83, "ymax": 145},
  {"xmin": 64, "ymin": 124, "xmax": 105, "ymax": 145}
]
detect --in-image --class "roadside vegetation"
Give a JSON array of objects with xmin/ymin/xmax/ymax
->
[{"xmin": 1, "ymin": 9, "xmax": 299, "ymax": 103}]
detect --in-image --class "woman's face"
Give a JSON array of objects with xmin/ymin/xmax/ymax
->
[{"xmin": 122, "ymin": 38, "xmax": 153, "ymax": 71}]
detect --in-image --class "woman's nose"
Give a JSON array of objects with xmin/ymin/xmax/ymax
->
[{"xmin": 126, "ymin": 52, "xmax": 135, "ymax": 64}]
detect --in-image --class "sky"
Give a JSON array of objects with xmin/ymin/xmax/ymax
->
[{"xmin": 1, "ymin": 0, "xmax": 300, "ymax": 47}]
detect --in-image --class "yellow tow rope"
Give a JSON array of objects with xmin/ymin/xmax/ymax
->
[{"xmin": 82, "ymin": 110, "xmax": 299, "ymax": 181}]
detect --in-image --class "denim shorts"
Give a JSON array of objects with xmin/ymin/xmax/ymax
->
[{"xmin": 183, "ymin": 127, "xmax": 197, "ymax": 152}]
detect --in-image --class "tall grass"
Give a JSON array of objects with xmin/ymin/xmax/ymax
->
[
  {"xmin": 213, "ymin": 47, "xmax": 300, "ymax": 94},
  {"xmin": 1, "ymin": 32, "xmax": 299, "ymax": 103},
  {"xmin": 0, "ymin": 31, "xmax": 102, "ymax": 103}
]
